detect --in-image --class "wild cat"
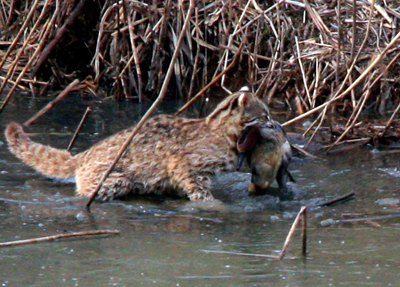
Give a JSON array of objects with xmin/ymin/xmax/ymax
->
[
  {"xmin": 236, "ymin": 120, "xmax": 294, "ymax": 194},
  {"xmin": 5, "ymin": 87, "xmax": 271, "ymax": 201}
]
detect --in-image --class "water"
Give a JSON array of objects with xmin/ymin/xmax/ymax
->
[{"xmin": 1, "ymin": 96, "xmax": 400, "ymax": 286}]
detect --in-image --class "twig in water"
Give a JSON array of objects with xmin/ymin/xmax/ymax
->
[
  {"xmin": 24, "ymin": 79, "xmax": 80, "ymax": 126},
  {"xmin": 200, "ymin": 249, "xmax": 297, "ymax": 260},
  {"xmin": 291, "ymin": 144, "xmax": 319, "ymax": 159},
  {"xmin": 326, "ymin": 138, "xmax": 370, "ymax": 153},
  {"xmin": 279, "ymin": 206, "xmax": 307, "ymax": 260},
  {"xmin": 67, "ymin": 107, "xmax": 92, "ymax": 152},
  {"xmin": 318, "ymin": 192, "xmax": 355, "ymax": 207},
  {"xmin": 175, "ymin": 44, "xmax": 243, "ymax": 116},
  {"xmin": 322, "ymin": 213, "xmax": 400, "ymax": 226},
  {"xmin": 86, "ymin": 0, "xmax": 196, "ymax": 209},
  {"xmin": 0, "ymin": 230, "xmax": 120, "ymax": 248},
  {"xmin": 302, "ymin": 207, "xmax": 307, "ymax": 256}
]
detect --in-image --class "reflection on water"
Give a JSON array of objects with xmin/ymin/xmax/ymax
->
[{"xmin": 0, "ymin": 96, "xmax": 400, "ymax": 286}]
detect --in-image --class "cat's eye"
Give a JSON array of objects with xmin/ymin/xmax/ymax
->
[{"xmin": 265, "ymin": 121, "xmax": 274, "ymax": 128}]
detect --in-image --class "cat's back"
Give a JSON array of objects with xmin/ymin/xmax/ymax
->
[{"xmin": 81, "ymin": 114, "xmax": 204, "ymax": 161}]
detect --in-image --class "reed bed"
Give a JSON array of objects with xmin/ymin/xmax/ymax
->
[{"xmin": 0, "ymin": 0, "xmax": 399, "ymax": 148}]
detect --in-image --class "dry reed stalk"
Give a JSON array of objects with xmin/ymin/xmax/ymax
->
[
  {"xmin": 345, "ymin": 54, "xmax": 400, "ymax": 130},
  {"xmin": 279, "ymin": 206, "xmax": 307, "ymax": 260},
  {"xmin": 0, "ymin": 0, "xmax": 51, "ymax": 96},
  {"xmin": 30, "ymin": 0, "xmax": 89, "ymax": 78},
  {"xmin": 6, "ymin": 0, "xmax": 17, "ymax": 25},
  {"xmin": 285, "ymin": 0, "xmax": 377, "ymax": 132},
  {"xmin": 1, "ymin": 0, "xmax": 399, "ymax": 147},
  {"xmin": 93, "ymin": 1, "xmax": 119, "ymax": 82},
  {"xmin": 0, "ymin": 0, "xmax": 40, "ymax": 70},
  {"xmin": 24, "ymin": 79, "xmax": 80, "ymax": 126},
  {"xmin": 67, "ymin": 107, "xmax": 92, "ymax": 152},
  {"xmin": 0, "ymin": 230, "xmax": 120, "ymax": 248},
  {"xmin": 219, "ymin": 0, "xmax": 252, "ymax": 89},
  {"xmin": 283, "ymin": 27, "xmax": 400, "ymax": 128},
  {"xmin": 295, "ymin": 36, "xmax": 312, "ymax": 108},
  {"xmin": 126, "ymin": 10, "xmax": 143, "ymax": 102},
  {"xmin": 86, "ymin": 0, "xmax": 196, "ymax": 209},
  {"xmin": 0, "ymin": 0, "xmax": 61, "ymax": 114},
  {"xmin": 305, "ymin": 107, "xmax": 327, "ymax": 149},
  {"xmin": 302, "ymin": 0, "xmax": 334, "ymax": 45},
  {"xmin": 187, "ymin": 7, "xmax": 201, "ymax": 102},
  {"xmin": 0, "ymin": 75, "xmax": 28, "ymax": 90},
  {"xmin": 351, "ymin": 0, "xmax": 357, "ymax": 61},
  {"xmin": 219, "ymin": 44, "xmax": 295, "ymax": 66},
  {"xmin": 336, "ymin": 0, "xmax": 342, "ymax": 84},
  {"xmin": 175, "ymin": 44, "xmax": 243, "ymax": 116},
  {"xmin": 362, "ymin": 53, "xmax": 400, "ymax": 137},
  {"xmin": 380, "ymin": 103, "xmax": 400, "ymax": 138}
]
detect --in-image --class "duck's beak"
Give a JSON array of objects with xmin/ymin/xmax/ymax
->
[
  {"xmin": 237, "ymin": 125, "xmax": 260, "ymax": 153},
  {"xmin": 236, "ymin": 152, "xmax": 247, "ymax": 171}
]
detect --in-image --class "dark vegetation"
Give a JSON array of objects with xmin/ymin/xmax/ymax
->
[{"xmin": 0, "ymin": 0, "xmax": 400, "ymax": 149}]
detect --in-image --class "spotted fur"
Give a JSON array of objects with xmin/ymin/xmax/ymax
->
[{"xmin": 5, "ymin": 87, "xmax": 270, "ymax": 201}]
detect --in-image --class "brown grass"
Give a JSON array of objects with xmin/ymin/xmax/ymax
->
[{"xmin": 0, "ymin": 0, "xmax": 400, "ymax": 148}]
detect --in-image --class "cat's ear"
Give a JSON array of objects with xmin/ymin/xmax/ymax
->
[
  {"xmin": 239, "ymin": 85, "xmax": 253, "ymax": 93},
  {"xmin": 237, "ymin": 85, "xmax": 254, "ymax": 110},
  {"xmin": 238, "ymin": 93, "xmax": 251, "ymax": 110},
  {"xmin": 237, "ymin": 125, "xmax": 260, "ymax": 153}
]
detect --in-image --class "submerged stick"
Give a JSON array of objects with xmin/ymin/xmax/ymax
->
[
  {"xmin": 318, "ymin": 192, "xmax": 355, "ymax": 207},
  {"xmin": 86, "ymin": 0, "xmax": 196, "ymax": 209},
  {"xmin": 24, "ymin": 79, "xmax": 80, "ymax": 126},
  {"xmin": 201, "ymin": 249, "xmax": 297, "ymax": 260},
  {"xmin": 175, "ymin": 44, "xmax": 243, "ymax": 116},
  {"xmin": 67, "ymin": 107, "xmax": 92, "ymax": 152},
  {"xmin": 279, "ymin": 206, "xmax": 307, "ymax": 260},
  {"xmin": 291, "ymin": 144, "xmax": 319, "ymax": 159},
  {"xmin": 302, "ymin": 207, "xmax": 307, "ymax": 256},
  {"xmin": 321, "ymin": 213, "xmax": 400, "ymax": 226},
  {"xmin": 0, "ymin": 230, "xmax": 120, "ymax": 248}
]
